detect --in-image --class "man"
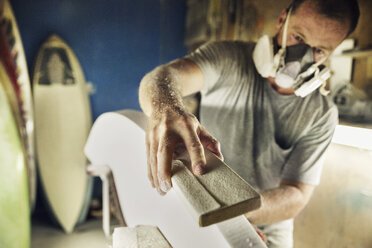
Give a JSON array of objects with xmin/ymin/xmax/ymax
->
[{"xmin": 138, "ymin": 0, "xmax": 359, "ymax": 247}]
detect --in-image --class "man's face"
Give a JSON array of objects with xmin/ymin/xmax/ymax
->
[{"xmin": 276, "ymin": 0, "xmax": 350, "ymax": 63}]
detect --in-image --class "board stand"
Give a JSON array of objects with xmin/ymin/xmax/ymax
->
[
  {"xmin": 87, "ymin": 164, "xmax": 125, "ymax": 238},
  {"xmin": 87, "ymin": 164, "xmax": 176, "ymax": 248}
]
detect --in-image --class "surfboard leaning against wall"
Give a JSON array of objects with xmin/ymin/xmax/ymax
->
[
  {"xmin": 0, "ymin": 0, "xmax": 36, "ymax": 212},
  {"xmin": 0, "ymin": 58, "xmax": 30, "ymax": 248},
  {"xmin": 33, "ymin": 34, "xmax": 93, "ymax": 233}
]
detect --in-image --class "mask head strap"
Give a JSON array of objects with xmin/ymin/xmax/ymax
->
[
  {"xmin": 273, "ymin": 7, "xmax": 292, "ymax": 71},
  {"xmin": 281, "ymin": 8, "xmax": 292, "ymax": 49}
]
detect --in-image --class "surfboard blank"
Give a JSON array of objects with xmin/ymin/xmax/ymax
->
[
  {"xmin": 84, "ymin": 110, "xmax": 267, "ymax": 248},
  {"xmin": 33, "ymin": 34, "xmax": 92, "ymax": 233}
]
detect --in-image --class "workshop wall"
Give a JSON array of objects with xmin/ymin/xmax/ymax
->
[
  {"xmin": 11, "ymin": 0, "xmax": 188, "ymax": 120},
  {"xmin": 294, "ymin": 143, "xmax": 372, "ymax": 248},
  {"xmin": 349, "ymin": 0, "xmax": 372, "ymax": 95}
]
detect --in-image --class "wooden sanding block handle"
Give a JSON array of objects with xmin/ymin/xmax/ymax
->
[{"xmin": 171, "ymin": 149, "xmax": 262, "ymax": 227}]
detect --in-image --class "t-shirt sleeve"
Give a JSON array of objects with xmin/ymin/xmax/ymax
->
[
  {"xmin": 281, "ymin": 105, "xmax": 339, "ymax": 185},
  {"xmin": 186, "ymin": 41, "xmax": 239, "ymax": 94}
]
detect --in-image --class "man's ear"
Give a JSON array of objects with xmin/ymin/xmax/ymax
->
[{"xmin": 275, "ymin": 9, "xmax": 288, "ymax": 33}]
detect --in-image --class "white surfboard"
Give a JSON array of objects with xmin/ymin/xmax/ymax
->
[
  {"xmin": 1, "ymin": 0, "xmax": 36, "ymax": 212},
  {"xmin": 84, "ymin": 110, "xmax": 267, "ymax": 248},
  {"xmin": 33, "ymin": 34, "xmax": 92, "ymax": 233}
]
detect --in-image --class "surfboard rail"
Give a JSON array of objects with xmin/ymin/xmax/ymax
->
[{"xmin": 0, "ymin": 60, "xmax": 30, "ymax": 248}]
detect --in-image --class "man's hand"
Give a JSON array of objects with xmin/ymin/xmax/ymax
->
[
  {"xmin": 138, "ymin": 58, "xmax": 218, "ymax": 194},
  {"xmin": 146, "ymin": 108, "xmax": 223, "ymax": 195}
]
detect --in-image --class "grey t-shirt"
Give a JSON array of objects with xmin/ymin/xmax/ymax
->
[{"xmin": 187, "ymin": 41, "xmax": 338, "ymax": 247}]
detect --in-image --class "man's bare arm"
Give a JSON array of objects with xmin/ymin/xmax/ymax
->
[
  {"xmin": 245, "ymin": 180, "xmax": 315, "ymax": 225},
  {"xmin": 139, "ymin": 58, "xmax": 204, "ymax": 116},
  {"xmin": 139, "ymin": 58, "xmax": 223, "ymax": 195}
]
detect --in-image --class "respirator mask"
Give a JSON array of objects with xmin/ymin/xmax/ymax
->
[{"xmin": 253, "ymin": 8, "xmax": 331, "ymax": 97}]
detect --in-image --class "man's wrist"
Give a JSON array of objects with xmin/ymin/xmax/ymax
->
[{"xmin": 150, "ymin": 102, "xmax": 187, "ymax": 119}]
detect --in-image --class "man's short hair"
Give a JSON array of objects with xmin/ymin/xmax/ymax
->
[{"xmin": 290, "ymin": 0, "xmax": 360, "ymax": 36}]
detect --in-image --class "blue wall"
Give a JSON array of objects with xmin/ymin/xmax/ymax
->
[{"xmin": 11, "ymin": 0, "xmax": 188, "ymax": 120}]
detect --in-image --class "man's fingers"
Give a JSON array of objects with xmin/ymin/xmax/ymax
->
[
  {"xmin": 198, "ymin": 126, "xmax": 224, "ymax": 161},
  {"xmin": 179, "ymin": 127, "xmax": 206, "ymax": 176},
  {"xmin": 145, "ymin": 136, "xmax": 155, "ymax": 188},
  {"xmin": 149, "ymin": 132, "xmax": 162, "ymax": 194},
  {"xmin": 157, "ymin": 134, "xmax": 175, "ymax": 193},
  {"xmin": 146, "ymin": 113, "xmax": 213, "ymax": 195}
]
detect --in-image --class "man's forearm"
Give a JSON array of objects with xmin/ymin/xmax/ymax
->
[
  {"xmin": 139, "ymin": 65, "xmax": 185, "ymax": 117},
  {"xmin": 245, "ymin": 183, "xmax": 313, "ymax": 225},
  {"xmin": 138, "ymin": 60, "xmax": 215, "ymax": 194}
]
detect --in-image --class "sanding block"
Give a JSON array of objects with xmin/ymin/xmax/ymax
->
[
  {"xmin": 171, "ymin": 150, "xmax": 262, "ymax": 227},
  {"xmin": 113, "ymin": 225, "xmax": 172, "ymax": 248}
]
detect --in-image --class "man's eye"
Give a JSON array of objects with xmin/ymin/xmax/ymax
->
[
  {"xmin": 293, "ymin": 35, "xmax": 304, "ymax": 43},
  {"xmin": 314, "ymin": 48, "xmax": 324, "ymax": 55}
]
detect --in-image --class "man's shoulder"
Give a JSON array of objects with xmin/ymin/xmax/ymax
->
[
  {"xmin": 188, "ymin": 40, "xmax": 258, "ymax": 74},
  {"xmin": 191, "ymin": 40, "xmax": 256, "ymax": 60},
  {"xmin": 311, "ymin": 92, "xmax": 337, "ymax": 112},
  {"xmin": 199, "ymin": 40, "xmax": 255, "ymax": 52},
  {"xmin": 306, "ymin": 92, "xmax": 339, "ymax": 126}
]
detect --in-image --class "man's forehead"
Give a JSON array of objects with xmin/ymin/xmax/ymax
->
[
  {"xmin": 291, "ymin": 24, "xmax": 339, "ymax": 52},
  {"xmin": 290, "ymin": 3, "xmax": 349, "ymax": 51}
]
